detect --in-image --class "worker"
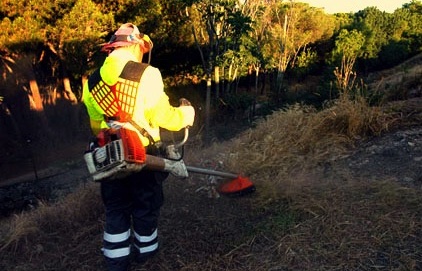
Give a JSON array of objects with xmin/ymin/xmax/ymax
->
[{"xmin": 82, "ymin": 23, "xmax": 195, "ymax": 271}]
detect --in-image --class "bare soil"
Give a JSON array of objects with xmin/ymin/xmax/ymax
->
[{"xmin": 329, "ymin": 126, "xmax": 422, "ymax": 189}]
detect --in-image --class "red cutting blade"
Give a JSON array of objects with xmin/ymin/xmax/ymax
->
[{"xmin": 217, "ymin": 176, "xmax": 256, "ymax": 197}]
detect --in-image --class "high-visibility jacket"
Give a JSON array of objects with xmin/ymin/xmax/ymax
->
[{"xmin": 82, "ymin": 49, "xmax": 194, "ymax": 146}]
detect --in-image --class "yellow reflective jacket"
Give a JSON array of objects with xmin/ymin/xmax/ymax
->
[{"xmin": 82, "ymin": 49, "xmax": 194, "ymax": 146}]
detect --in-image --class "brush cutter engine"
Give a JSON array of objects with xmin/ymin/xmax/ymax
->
[
  {"xmin": 84, "ymin": 126, "xmax": 189, "ymax": 181},
  {"xmin": 84, "ymin": 127, "xmax": 148, "ymax": 181}
]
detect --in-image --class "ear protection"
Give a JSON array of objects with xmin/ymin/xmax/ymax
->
[
  {"xmin": 130, "ymin": 33, "xmax": 153, "ymax": 54},
  {"xmin": 102, "ymin": 23, "xmax": 153, "ymax": 55}
]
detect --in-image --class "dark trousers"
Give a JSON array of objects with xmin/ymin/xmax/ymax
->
[{"xmin": 100, "ymin": 170, "xmax": 168, "ymax": 271}]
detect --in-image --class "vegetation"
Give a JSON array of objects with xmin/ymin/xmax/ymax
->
[
  {"xmin": 1, "ymin": 0, "xmax": 421, "ymax": 148},
  {"xmin": 0, "ymin": 78, "xmax": 421, "ymax": 270},
  {"xmin": 0, "ymin": 1, "xmax": 421, "ymax": 270}
]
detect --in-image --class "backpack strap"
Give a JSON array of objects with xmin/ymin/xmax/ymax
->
[{"xmin": 88, "ymin": 61, "xmax": 156, "ymax": 145}]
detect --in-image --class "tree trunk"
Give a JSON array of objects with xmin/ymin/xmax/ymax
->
[
  {"xmin": 25, "ymin": 60, "xmax": 49, "ymax": 130},
  {"xmin": 221, "ymin": 66, "xmax": 225, "ymax": 96},
  {"xmin": 62, "ymin": 66, "xmax": 78, "ymax": 104},
  {"xmin": 28, "ymin": 79, "xmax": 43, "ymax": 111},
  {"xmin": 214, "ymin": 66, "xmax": 220, "ymax": 101},
  {"xmin": 81, "ymin": 74, "xmax": 88, "ymax": 102},
  {"xmin": 205, "ymin": 71, "xmax": 212, "ymax": 144}
]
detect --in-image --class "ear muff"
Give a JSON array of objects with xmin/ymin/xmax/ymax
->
[
  {"xmin": 129, "ymin": 33, "xmax": 153, "ymax": 54},
  {"xmin": 139, "ymin": 33, "xmax": 153, "ymax": 54}
]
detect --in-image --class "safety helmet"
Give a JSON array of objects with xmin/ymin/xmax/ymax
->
[{"xmin": 101, "ymin": 23, "xmax": 153, "ymax": 54}]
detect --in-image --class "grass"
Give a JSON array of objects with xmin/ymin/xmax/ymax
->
[
  {"xmin": 224, "ymin": 96, "xmax": 396, "ymax": 200},
  {"xmin": 0, "ymin": 93, "xmax": 421, "ymax": 270}
]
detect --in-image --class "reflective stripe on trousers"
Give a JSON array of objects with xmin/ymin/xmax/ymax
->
[
  {"xmin": 134, "ymin": 228, "xmax": 159, "ymax": 255},
  {"xmin": 102, "ymin": 229, "xmax": 131, "ymax": 259}
]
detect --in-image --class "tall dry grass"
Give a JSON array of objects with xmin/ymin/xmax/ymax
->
[
  {"xmin": 225, "ymin": 96, "xmax": 396, "ymax": 199},
  {"xmin": 0, "ymin": 182, "xmax": 104, "ymax": 269}
]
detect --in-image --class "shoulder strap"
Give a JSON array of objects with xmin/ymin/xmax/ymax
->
[
  {"xmin": 119, "ymin": 61, "xmax": 149, "ymax": 81},
  {"xmin": 128, "ymin": 120, "xmax": 156, "ymax": 145},
  {"xmin": 87, "ymin": 69, "xmax": 102, "ymax": 92},
  {"xmin": 88, "ymin": 61, "xmax": 156, "ymax": 145},
  {"xmin": 120, "ymin": 62, "xmax": 155, "ymax": 145},
  {"xmin": 87, "ymin": 61, "xmax": 149, "ymax": 92}
]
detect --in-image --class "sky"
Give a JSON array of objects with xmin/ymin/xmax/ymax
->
[{"xmin": 298, "ymin": 0, "xmax": 411, "ymax": 13}]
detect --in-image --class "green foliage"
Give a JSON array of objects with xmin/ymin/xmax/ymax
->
[
  {"xmin": 0, "ymin": 16, "xmax": 44, "ymax": 52},
  {"xmin": 333, "ymin": 1, "xmax": 422, "ymax": 72},
  {"xmin": 0, "ymin": 0, "xmax": 421, "ymax": 150},
  {"xmin": 223, "ymin": 92, "xmax": 255, "ymax": 111},
  {"xmin": 52, "ymin": 0, "xmax": 114, "ymax": 76},
  {"xmin": 295, "ymin": 48, "xmax": 319, "ymax": 77},
  {"xmin": 330, "ymin": 29, "xmax": 365, "ymax": 65},
  {"xmin": 351, "ymin": 7, "xmax": 390, "ymax": 59}
]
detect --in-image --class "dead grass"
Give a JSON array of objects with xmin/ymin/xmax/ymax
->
[
  {"xmin": 367, "ymin": 53, "xmax": 422, "ymax": 102},
  {"xmin": 0, "ymin": 96, "xmax": 421, "ymax": 270},
  {"xmin": 224, "ymin": 97, "xmax": 396, "ymax": 200},
  {"xmin": 0, "ymin": 182, "xmax": 104, "ymax": 270}
]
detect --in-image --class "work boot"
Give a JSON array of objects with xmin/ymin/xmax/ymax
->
[
  {"xmin": 135, "ymin": 248, "xmax": 159, "ymax": 264},
  {"xmin": 104, "ymin": 256, "xmax": 130, "ymax": 271}
]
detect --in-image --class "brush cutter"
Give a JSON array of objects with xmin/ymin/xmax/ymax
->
[{"xmin": 84, "ymin": 127, "xmax": 255, "ymax": 196}]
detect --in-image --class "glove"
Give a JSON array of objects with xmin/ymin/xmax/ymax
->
[
  {"xmin": 178, "ymin": 98, "xmax": 195, "ymax": 127},
  {"xmin": 164, "ymin": 159, "xmax": 189, "ymax": 178}
]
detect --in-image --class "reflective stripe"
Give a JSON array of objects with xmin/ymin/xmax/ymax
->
[
  {"xmin": 134, "ymin": 228, "xmax": 157, "ymax": 243},
  {"xmin": 135, "ymin": 242, "xmax": 159, "ymax": 254},
  {"xmin": 102, "ymin": 247, "xmax": 130, "ymax": 258},
  {"xmin": 103, "ymin": 229, "xmax": 131, "ymax": 243}
]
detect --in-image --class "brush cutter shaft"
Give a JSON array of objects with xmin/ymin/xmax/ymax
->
[
  {"xmin": 143, "ymin": 157, "xmax": 238, "ymax": 179},
  {"xmin": 186, "ymin": 166, "xmax": 238, "ymax": 179}
]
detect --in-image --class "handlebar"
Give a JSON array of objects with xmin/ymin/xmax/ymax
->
[{"xmin": 173, "ymin": 127, "xmax": 189, "ymax": 149}]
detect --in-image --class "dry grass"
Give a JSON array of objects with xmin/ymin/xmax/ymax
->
[
  {"xmin": 0, "ymin": 183, "xmax": 105, "ymax": 270},
  {"xmin": 0, "ymin": 96, "xmax": 421, "ymax": 270},
  {"xmin": 367, "ymin": 53, "xmax": 422, "ymax": 102},
  {"xmin": 224, "ymin": 97, "xmax": 396, "ymax": 200}
]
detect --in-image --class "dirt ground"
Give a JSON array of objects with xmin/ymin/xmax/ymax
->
[{"xmin": 329, "ymin": 125, "xmax": 422, "ymax": 189}]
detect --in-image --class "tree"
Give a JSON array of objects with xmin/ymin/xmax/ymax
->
[
  {"xmin": 186, "ymin": 0, "xmax": 252, "ymax": 142},
  {"xmin": 262, "ymin": 0, "xmax": 335, "ymax": 103},
  {"xmin": 0, "ymin": 13, "xmax": 46, "ymax": 110},
  {"xmin": 241, "ymin": 0, "xmax": 268, "ymax": 96},
  {"xmin": 46, "ymin": 0, "xmax": 114, "ymax": 103},
  {"xmin": 0, "ymin": 10, "xmax": 50, "ymax": 137},
  {"xmin": 330, "ymin": 29, "xmax": 365, "ymax": 95}
]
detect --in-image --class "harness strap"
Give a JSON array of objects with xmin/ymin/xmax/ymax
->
[
  {"xmin": 129, "ymin": 120, "xmax": 156, "ymax": 145},
  {"xmin": 88, "ymin": 61, "xmax": 155, "ymax": 145}
]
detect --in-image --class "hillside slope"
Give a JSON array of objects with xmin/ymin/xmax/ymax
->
[
  {"xmin": 0, "ymin": 58, "xmax": 421, "ymax": 270},
  {"xmin": 0, "ymin": 116, "xmax": 421, "ymax": 271}
]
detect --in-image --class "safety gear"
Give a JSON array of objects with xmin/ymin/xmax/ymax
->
[
  {"xmin": 178, "ymin": 106, "xmax": 195, "ymax": 127},
  {"xmin": 87, "ymin": 61, "xmax": 148, "ymax": 122},
  {"xmin": 82, "ymin": 26, "xmax": 197, "ymax": 270},
  {"xmin": 100, "ymin": 170, "xmax": 165, "ymax": 270},
  {"xmin": 102, "ymin": 23, "xmax": 153, "ymax": 54},
  {"xmin": 82, "ymin": 49, "xmax": 195, "ymax": 147}
]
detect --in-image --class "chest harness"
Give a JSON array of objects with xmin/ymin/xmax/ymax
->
[{"xmin": 88, "ymin": 61, "xmax": 155, "ymax": 145}]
